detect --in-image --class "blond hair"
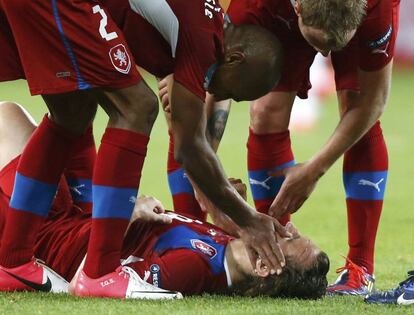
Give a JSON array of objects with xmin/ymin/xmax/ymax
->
[{"xmin": 299, "ymin": 0, "xmax": 367, "ymax": 50}]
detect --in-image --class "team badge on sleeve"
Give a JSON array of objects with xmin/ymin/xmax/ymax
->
[
  {"xmin": 191, "ymin": 239, "xmax": 217, "ymax": 259},
  {"xmin": 109, "ymin": 44, "xmax": 132, "ymax": 74},
  {"xmin": 367, "ymin": 25, "xmax": 393, "ymax": 57}
]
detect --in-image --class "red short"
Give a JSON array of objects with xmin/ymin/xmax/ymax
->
[{"xmin": 0, "ymin": 0, "xmax": 140, "ymax": 95}]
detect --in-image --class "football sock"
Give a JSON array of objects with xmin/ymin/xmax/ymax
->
[
  {"xmin": 65, "ymin": 126, "xmax": 96, "ymax": 213},
  {"xmin": 0, "ymin": 115, "xmax": 78, "ymax": 267},
  {"xmin": 83, "ymin": 128, "xmax": 149, "ymax": 278},
  {"xmin": 167, "ymin": 132, "xmax": 206, "ymax": 220},
  {"xmin": 247, "ymin": 129, "xmax": 294, "ymax": 225},
  {"xmin": 343, "ymin": 121, "xmax": 388, "ymax": 275}
]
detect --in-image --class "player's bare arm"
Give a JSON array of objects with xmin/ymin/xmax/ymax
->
[
  {"xmin": 158, "ymin": 75, "xmax": 231, "ymax": 153},
  {"xmin": 170, "ymin": 80, "xmax": 291, "ymax": 273},
  {"xmin": 206, "ymin": 96, "xmax": 231, "ymax": 152},
  {"xmin": 270, "ymin": 62, "xmax": 393, "ymax": 217}
]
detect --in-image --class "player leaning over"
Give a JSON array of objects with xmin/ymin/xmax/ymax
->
[
  {"xmin": 0, "ymin": 0, "xmax": 287, "ymax": 298},
  {"xmin": 227, "ymin": 0, "xmax": 400, "ymax": 295}
]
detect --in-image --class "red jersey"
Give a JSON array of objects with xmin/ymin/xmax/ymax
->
[
  {"xmin": 99, "ymin": 0, "xmax": 225, "ymax": 100},
  {"xmin": 227, "ymin": 0, "xmax": 400, "ymax": 97},
  {"xmin": 0, "ymin": 157, "xmax": 232, "ymax": 295}
]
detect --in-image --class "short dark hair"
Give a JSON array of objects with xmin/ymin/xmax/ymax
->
[{"xmin": 227, "ymin": 251, "xmax": 330, "ymax": 299}]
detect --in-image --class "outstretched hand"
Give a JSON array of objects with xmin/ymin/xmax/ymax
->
[
  {"xmin": 268, "ymin": 162, "xmax": 320, "ymax": 218},
  {"xmin": 239, "ymin": 212, "xmax": 292, "ymax": 274}
]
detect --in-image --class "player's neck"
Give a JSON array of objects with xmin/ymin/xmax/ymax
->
[{"xmin": 225, "ymin": 239, "xmax": 255, "ymax": 284}]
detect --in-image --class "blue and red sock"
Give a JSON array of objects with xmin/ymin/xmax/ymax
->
[
  {"xmin": 0, "ymin": 115, "xmax": 78, "ymax": 267},
  {"xmin": 343, "ymin": 121, "xmax": 388, "ymax": 275},
  {"xmin": 65, "ymin": 126, "xmax": 96, "ymax": 213},
  {"xmin": 247, "ymin": 129, "xmax": 294, "ymax": 225},
  {"xmin": 167, "ymin": 133, "xmax": 206, "ymax": 220},
  {"xmin": 83, "ymin": 128, "xmax": 149, "ymax": 278}
]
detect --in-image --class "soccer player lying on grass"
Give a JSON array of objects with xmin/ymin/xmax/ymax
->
[{"xmin": 0, "ymin": 102, "xmax": 329, "ymax": 299}]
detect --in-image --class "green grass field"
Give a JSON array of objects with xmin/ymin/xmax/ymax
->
[{"xmin": 0, "ymin": 69, "xmax": 413, "ymax": 314}]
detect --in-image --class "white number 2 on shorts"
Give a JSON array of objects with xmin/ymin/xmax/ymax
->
[{"xmin": 92, "ymin": 5, "xmax": 118, "ymax": 41}]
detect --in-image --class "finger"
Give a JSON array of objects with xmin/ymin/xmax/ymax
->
[
  {"xmin": 256, "ymin": 245, "xmax": 278, "ymax": 273},
  {"xmin": 154, "ymin": 199, "xmax": 165, "ymax": 213},
  {"xmin": 267, "ymin": 237, "xmax": 285, "ymax": 269},
  {"xmin": 158, "ymin": 78, "xmax": 168, "ymax": 90},
  {"xmin": 268, "ymin": 195, "xmax": 288, "ymax": 218},
  {"xmin": 245, "ymin": 245, "xmax": 259, "ymax": 270},
  {"xmin": 272, "ymin": 217, "xmax": 292, "ymax": 239},
  {"xmin": 155, "ymin": 213, "xmax": 173, "ymax": 224},
  {"xmin": 161, "ymin": 94, "xmax": 170, "ymax": 109}
]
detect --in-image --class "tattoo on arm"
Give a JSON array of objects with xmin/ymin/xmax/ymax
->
[{"xmin": 207, "ymin": 109, "xmax": 229, "ymax": 145}]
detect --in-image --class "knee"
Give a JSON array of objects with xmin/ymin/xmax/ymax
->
[
  {"xmin": 0, "ymin": 101, "xmax": 19, "ymax": 115},
  {"xmin": 111, "ymin": 88, "xmax": 159, "ymax": 133},
  {"xmin": 250, "ymin": 93, "xmax": 292, "ymax": 134}
]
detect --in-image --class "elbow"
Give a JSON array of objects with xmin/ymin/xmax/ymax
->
[{"xmin": 173, "ymin": 138, "xmax": 199, "ymax": 165}]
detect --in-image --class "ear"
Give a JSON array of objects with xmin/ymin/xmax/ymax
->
[
  {"xmin": 255, "ymin": 258, "xmax": 270, "ymax": 278},
  {"xmin": 294, "ymin": 0, "xmax": 301, "ymax": 16},
  {"xmin": 225, "ymin": 51, "xmax": 245, "ymax": 67}
]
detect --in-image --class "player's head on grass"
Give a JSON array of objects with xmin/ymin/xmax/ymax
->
[
  {"xmin": 226, "ymin": 223, "xmax": 329, "ymax": 299},
  {"xmin": 207, "ymin": 24, "xmax": 283, "ymax": 102},
  {"xmin": 294, "ymin": 0, "xmax": 367, "ymax": 55}
]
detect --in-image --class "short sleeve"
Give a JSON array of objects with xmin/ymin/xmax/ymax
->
[
  {"xmin": 173, "ymin": 0, "xmax": 224, "ymax": 100},
  {"xmin": 357, "ymin": 0, "xmax": 399, "ymax": 71}
]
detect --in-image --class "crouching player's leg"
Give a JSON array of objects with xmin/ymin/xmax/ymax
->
[{"xmin": 0, "ymin": 101, "xmax": 69, "ymax": 293}]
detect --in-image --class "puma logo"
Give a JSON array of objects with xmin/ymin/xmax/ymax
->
[
  {"xmin": 249, "ymin": 177, "xmax": 273, "ymax": 190},
  {"xmin": 69, "ymin": 184, "xmax": 86, "ymax": 196},
  {"xmin": 275, "ymin": 15, "xmax": 292, "ymax": 30},
  {"xmin": 372, "ymin": 42, "xmax": 390, "ymax": 58},
  {"xmin": 358, "ymin": 178, "xmax": 384, "ymax": 192}
]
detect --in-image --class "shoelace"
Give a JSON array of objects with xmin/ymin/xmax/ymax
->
[
  {"xmin": 118, "ymin": 266, "xmax": 163, "ymax": 291},
  {"xmin": 336, "ymin": 257, "xmax": 368, "ymax": 287}
]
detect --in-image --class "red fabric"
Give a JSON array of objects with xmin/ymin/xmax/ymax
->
[
  {"xmin": 343, "ymin": 122, "xmax": 388, "ymax": 274},
  {"xmin": 167, "ymin": 133, "xmax": 206, "ymax": 221},
  {"xmin": 247, "ymin": 129, "xmax": 292, "ymax": 224},
  {"xmin": 0, "ymin": 157, "xmax": 81, "ymax": 276},
  {"xmin": 18, "ymin": 115, "xmax": 77, "ymax": 183},
  {"xmin": 92, "ymin": 128, "xmax": 148, "ymax": 188},
  {"xmin": 83, "ymin": 128, "xmax": 149, "ymax": 278},
  {"xmin": 227, "ymin": 0, "xmax": 400, "ymax": 98},
  {"xmin": 0, "ymin": 116, "xmax": 78, "ymax": 267},
  {"xmin": 64, "ymin": 126, "xmax": 96, "ymax": 213},
  {"xmin": 102, "ymin": 0, "xmax": 224, "ymax": 100},
  {"xmin": 128, "ymin": 249, "xmax": 227, "ymax": 295},
  {"xmin": 0, "ymin": 0, "xmax": 140, "ymax": 93}
]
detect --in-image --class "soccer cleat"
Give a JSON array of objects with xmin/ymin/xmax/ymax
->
[
  {"xmin": 72, "ymin": 265, "xmax": 183, "ymax": 299},
  {"xmin": 326, "ymin": 257, "xmax": 375, "ymax": 296},
  {"xmin": 0, "ymin": 258, "xmax": 68, "ymax": 293},
  {"xmin": 365, "ymin": 271, "xmax": 414, "ymax": 305}
]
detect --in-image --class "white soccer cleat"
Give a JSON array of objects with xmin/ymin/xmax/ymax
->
[{"xmin": 72, "ymin": 265, "xmax": 183, "ymax": 299}]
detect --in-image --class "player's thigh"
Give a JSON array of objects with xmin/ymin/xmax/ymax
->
[
  {"xmin": 0, "ymin": 102, "xmax": 36, "ymax": 170},
  {"xmin": 250, "ymin": 91, "xmax": 296, "ymax": 134}
]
